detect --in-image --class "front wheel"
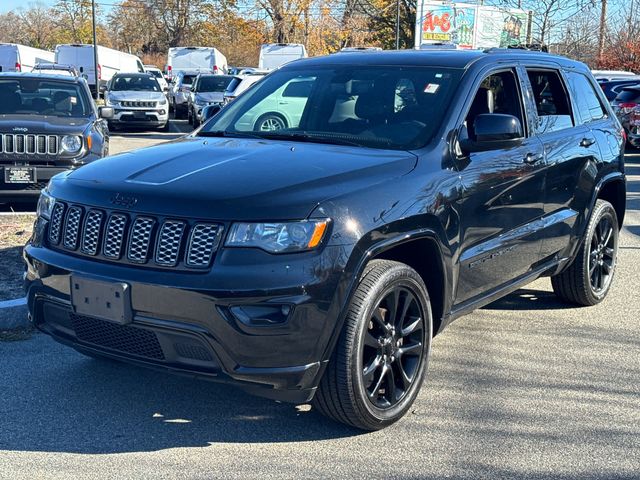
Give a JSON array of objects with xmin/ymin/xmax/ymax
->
[
  {"xmin": 313, "ymin": 260, "xmax": 432, "ymax": 430},
  {"xmin": 551, "ymin": 199, "xmax": 619, "ymax": 306}
]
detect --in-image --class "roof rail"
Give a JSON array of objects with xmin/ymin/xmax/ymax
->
[{"xmin": 484, "ymin": 44, "xmax": 549, "ymax": 54}]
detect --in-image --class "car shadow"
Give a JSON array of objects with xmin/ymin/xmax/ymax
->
[
  {"xmin": 0, "ymin": 337, "xmax": 362, "ymax": 454},
  {"xmin": 483, "ymin": 288, "xmax": 575, "ymax": 311}
]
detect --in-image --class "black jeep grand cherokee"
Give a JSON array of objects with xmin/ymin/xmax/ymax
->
[
  {"xmin": 25, "ymin": 50, "xmax": 626, "ymax": 430},
  {"xmin": 0, "ymin": 73, "xmax": 111, "ymax": 203}
]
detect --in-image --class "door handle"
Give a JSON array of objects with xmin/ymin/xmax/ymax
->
[
  {"xmin": 580, "ymin": 137, "xmax": 596, "ymax": 147},
  {"xmin": 523, "ymin": 153, "xmax": 543, "ymax": 164}
]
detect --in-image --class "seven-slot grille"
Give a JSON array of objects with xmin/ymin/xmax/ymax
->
[
  {"xmin": 121, "ymin": 100, "xmax": 157, "ymax": 108},
  {"xmin": 48, "ymin": 202, "xmax": 222, "ymax": 270},
  {"xmin": 0, "ymin": 133, "xmax": 58, "ymax": 155}
]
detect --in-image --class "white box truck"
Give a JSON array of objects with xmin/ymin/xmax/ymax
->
[
  {"xmin": 55, "ymin": 44, "xmax": 145, "ymax": 93},
  {"xmin": 165, "ymin": 47, "xmax": 228, "ymax": 79},
  {"xmin": 258, "ymin": 43, "xmax": 307, "ymax": 70},
  {"xmin": 0, "ymin": 43, "xmax": 55, "ymax": 73}
]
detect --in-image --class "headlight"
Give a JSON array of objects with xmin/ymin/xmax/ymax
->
[
  {"xmin": 105, "ymin": 95, "xmax": 118, "ymax": 107},
  {"xmin": 225, "ymin": 219, "xmax": 329, "ymax": 253},
  {"xmin": 61, "ymin": 135, "xmax": 82, "ymax": 153},
  {"xmin": 36, "ymin": 189, "xmax": 56, "ymax": 220},
  {"xmin": 159, "ymin": 97, "xmax": 167, "ymax": 105}
]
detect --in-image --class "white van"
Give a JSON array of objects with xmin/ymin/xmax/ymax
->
[
  {"xmin": 55, "ymin": 44, "xmax": 145, "ymax": 93},
  {"xmin": 166, "ymin": 47, "xmax": 228, "ymax": 79},
  {"xmin": 0, "ymin": 43, "xmax": 54, "ymax": 73},
  {"xmin": 258, "ymin": 43, "xmax": 307, "ymax": 70}
]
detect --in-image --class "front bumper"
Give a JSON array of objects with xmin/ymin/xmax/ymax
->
[
  {"xmin": 24, "ymin": 221, "xmax": 348, "ymax": 403},
  {"xmin": 110, "ymin": 108, "xmax": 169, "ymax": 126},
  {"xmin": 194, "ymin": 103, "xmax": 222, "ymax": 121}
]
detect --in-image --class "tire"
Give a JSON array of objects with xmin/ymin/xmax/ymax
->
[
  {"xmin": 254, "ymin": 113, "xmax": 287, "ymax": 132},
  {"xmin": 313, "ymin": 259, "xmax": 432, "ymax": 430},
  {"xmin": 187, "ymin": 107, "xmax": 193, "ymax": 125},
  {"xmin": 551, "ymin": 199, "xmax": 619, "ymax": 306},
  {"xmin": 193, "ymin": 115, "xmax": 200, "ymax": 128}
]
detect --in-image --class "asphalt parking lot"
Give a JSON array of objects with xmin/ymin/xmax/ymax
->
[{"xmin": 0, "ymin": 129, "xmax": 639, "ymax": 479}]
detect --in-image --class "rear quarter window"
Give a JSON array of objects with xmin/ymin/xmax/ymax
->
[{"xmin": 565, "ymin": 71, "xmax": 607, "ymax": 124}]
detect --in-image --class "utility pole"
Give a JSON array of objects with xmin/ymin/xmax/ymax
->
[
  {"xmin": 91, "ymin": 0, "xmax": 99, "ymax": 100},
  {"xmin": 598, "ymin": 0, "xmax": 607, "ymax": 64},
  {"xmin": 395, "ymin": 0, "xmax": 401, "ymax": 49}
]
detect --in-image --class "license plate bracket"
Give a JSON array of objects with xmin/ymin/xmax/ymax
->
[
  {"xmin": 4, "ymin": 167, "xmax": 37, "ymax": 184},
  {"xmin": 133, "ymin": 111, "xmax": 146, "ymax": 119},
  {"xmin": 71, "ymin": 275, "xmax": 132, "ymax": 324}
]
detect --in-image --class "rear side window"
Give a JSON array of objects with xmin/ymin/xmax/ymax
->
[
  {"xmin": 526, "ymin": 69, "xmax": 573, "ymax": 134},
  {"xmin": 566, "ymin": 72, "xmax": 607, "ymax": 124},
  {"xmin": 615, "ymin": 89, "xmax": 640, "ymax": 103}
]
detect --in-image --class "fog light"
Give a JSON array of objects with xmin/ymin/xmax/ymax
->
[
  {"xmin": 158, "ymin": 109, "xmax": 166, "ymax": 115},
  {"xmin": 228, "ymin": 305, "xmax": 292, "ymax": 327}
]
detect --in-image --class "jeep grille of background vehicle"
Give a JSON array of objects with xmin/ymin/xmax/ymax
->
[
  {"xmin": 0, "ymin": 134, "xmax": 58, "ymax": 155},
  {"xmin": 48, "ymin": 202, "xmax": 222, "ymax": 270},
  {"xmin": 121, "ymin": 101, "xmax": 157, "ymax": 108}
]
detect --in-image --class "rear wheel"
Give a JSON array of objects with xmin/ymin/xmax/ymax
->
[
  {"xmin": 313, "ymin": 260, "xmax": 432, "ymax": 430},
  {"xmin": 254, "ymin": 113, "xmax": 287, "ymax": 132},
  {"xmin": 551, "ymin": 199, "xmax": 619, "ymax": 306}
]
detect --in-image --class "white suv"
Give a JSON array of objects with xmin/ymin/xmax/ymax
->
[{"xmin": 104, "ymin": 73, "xmax": 169, "ymax": 130}]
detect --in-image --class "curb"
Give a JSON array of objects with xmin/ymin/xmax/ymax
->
[{"xmin": 0, "ymin": 298, "xmax": 30, "ymax": 330}]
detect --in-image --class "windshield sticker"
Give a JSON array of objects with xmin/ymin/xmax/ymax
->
[
  {"xmin": 435, "ymin": 73, "xmax": 443, "ymax": 78},
  {"xmin": 424, "ymin": 83, "xmax": 440, "ymax": 94},
  {"xmin": 70, "ymin": 96, "xmax": 78, "ymax": 105}
]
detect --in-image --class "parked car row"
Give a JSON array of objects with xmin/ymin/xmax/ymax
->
[{"xmin": 594, "ymin": 70, "xmax": 640, "ymax": 148}]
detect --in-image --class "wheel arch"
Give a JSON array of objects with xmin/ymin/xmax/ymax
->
[{"xmin": 595, "ymin": 175, "xmax": 626, "ymax": 228}]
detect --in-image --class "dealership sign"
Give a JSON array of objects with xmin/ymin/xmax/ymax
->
[{"xmin": 415, "ymin": 1, "xmax": 531, "ymax": 50}]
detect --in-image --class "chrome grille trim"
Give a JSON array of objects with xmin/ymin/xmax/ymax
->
[
  {"xmin": 81, "ymin": 210, "xmax": 104, "ymax": 255},
  {"xmin": 186, "ymin": 224, "xmax": 221, "ymax": 267},
  {"xmin": 63, "ymin": 206, "xmax": 83, "ymax": 250},
  {"xmin": 121, "ymin": 100, "xmax": 157, "ymax": 108},
  {"xmin": 0, "ymin": 134, "xmax": 59, "ymax": 155},
  {"xmin": 48, "ymin": 201, "xmax": 222, "ymax": 270},
  {"xmin": 103, "ymin": 213, "xmax": 128, "ymax": 259},
  {"xmin": 155, "ymin": 220, "xmax": 186, "ymax": 266},
  {"xmin": 127, "ymin": 217, "xmax": 155, "ymax": 263},
  {"xmin": 48, "ymin": 202, "xmax": 65, "ymax": 245}
]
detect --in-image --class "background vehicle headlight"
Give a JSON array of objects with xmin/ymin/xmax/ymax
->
[
  {"xmin": 159, "ymin": 97, "xmax": 167, "ymax": 105},
  {"xmin": 225, "ymin": 219, "xmax": 329, "ymax": 253},
  {"xmin": 36, "ymin": 189, "xmax": 56, "ymax": 220},
  {"xmin": 105, "ymin": 95, "xmax": 118, "ymax": 107},
  {"xmin": 61, "ymin": 135, "xmax": 82, "ymax": 153}
]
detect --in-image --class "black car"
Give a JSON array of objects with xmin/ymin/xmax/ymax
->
[
  {"xmin": 25, "ymin": 50, "xmax": 626, "ymax": 430},
  {"xmin": 598, "ymin": 77, "xmax": 640, "ymax": 101},
  {"xmin": 0, "ymin": 73, "xmax": 112, "ymax": 203}
]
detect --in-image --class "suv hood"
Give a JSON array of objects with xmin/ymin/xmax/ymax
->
[
  {"xmin": 0, "ymin": 115, "xmax": 91, "ymax": 135},
  {"xmin": 51, "ymin": 136, "xmax": 417, "ymax": 221}
]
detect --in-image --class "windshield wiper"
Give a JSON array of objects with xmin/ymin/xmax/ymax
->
[
  {"xmin": 256, "ymin": 131, "xmax": 363, "ymax": 147},
  {"xmin": 197, "ymin": 130, "xmax": 263, "ymax": 139}
]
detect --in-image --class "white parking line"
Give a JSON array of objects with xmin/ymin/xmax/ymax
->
[{"xmin": 0, "ymin": 297, "xmax": 27, "ymax": 309}]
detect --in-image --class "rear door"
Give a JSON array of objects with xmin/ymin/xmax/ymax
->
[
  {"xmin": 455, "ymin": 67, "xmax": 547, "ymax": 304},
  {"xmin": 522, "ymin": 67, "xmax": 600, "ymax": 260}
]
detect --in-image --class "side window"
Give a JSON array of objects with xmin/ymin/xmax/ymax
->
[
  {"xmin": 464, "ymin": 70, "xmax": 524, "ymax": 141},
  {"xmin": 565, "ymin": 71, "xmax": 607, "ymax": 124},
  {"xmin": 526, "ymin": 69, "xmax": 573, "ymax": 134}
]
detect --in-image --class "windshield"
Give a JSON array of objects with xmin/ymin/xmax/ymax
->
[
  {"xmin": 197, "ymin": 76, "xmax": 233, "ymax": 92},
  {"xmin": 111, "ymin": 75, "xmax": 160, "ymax": 92},
  {"xmin": 199, "ymin": 65, "xmax": 461, "ymax": 150},
  {"xmin": 0, "ymin": 78, "xmax": 91, "ymax": 117},
  {"xmin": 181, "ymin": 75, "xmax": 196, "ymax": 86},
  {"xmin": 148, "ymin": 70, "xmax": 163, "ymax": 79}
]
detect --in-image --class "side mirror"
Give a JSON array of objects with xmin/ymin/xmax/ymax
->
[
  {"xmin": 460, "ymin": 113, "xmax": 524, "ymax": 153},
  {"xmin": 99, "ymin": 106, "xmax": 114, "ymax": 119},
  {"xmin": 202, "ymin": 104, "xmax": 222, "ymax": 122},
  {"xmin": 163, "ymin": 86, "xmax": 169, "ymax": 93},
  {"xmin": 99, "ymin": 84, "xmax": 107, "ymax": 94}
]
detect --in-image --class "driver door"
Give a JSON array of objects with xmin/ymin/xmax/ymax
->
[{"xmin": 454, "ymin": 68, "xmax": 547, "ymax": 305}]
